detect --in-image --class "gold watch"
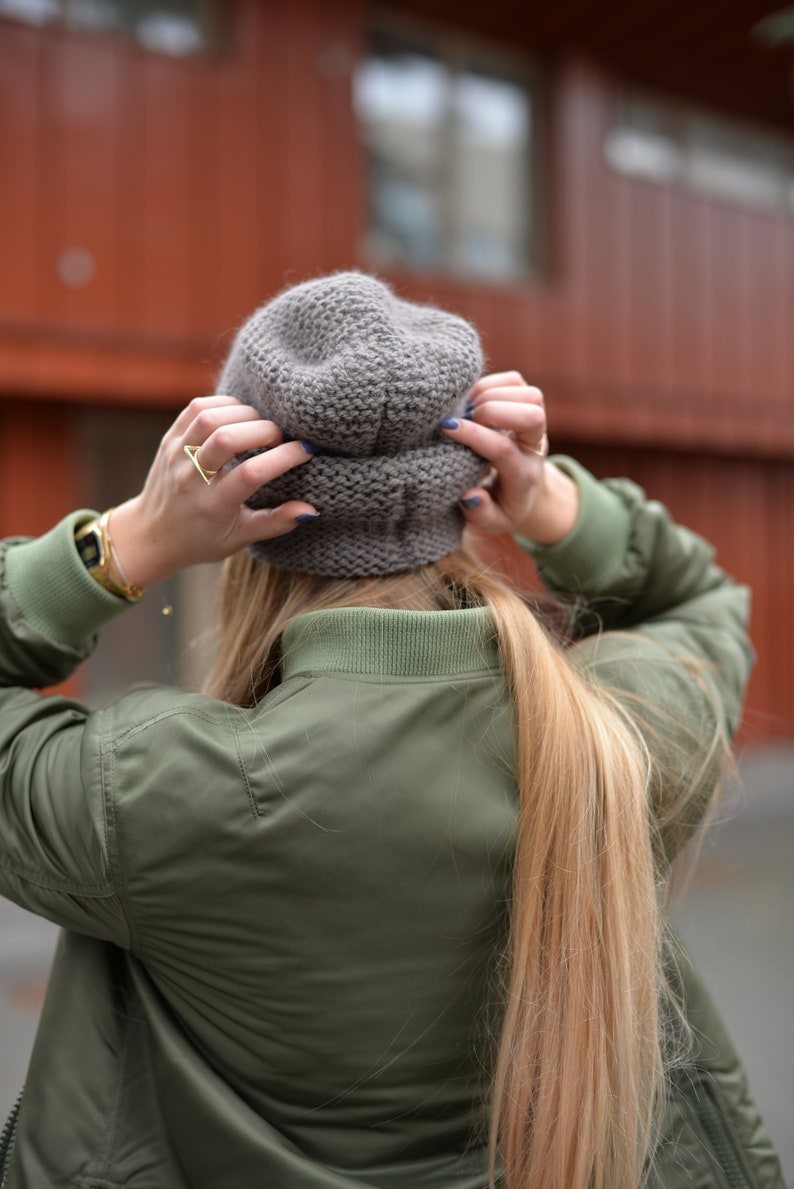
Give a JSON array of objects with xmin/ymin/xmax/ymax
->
[{"xmin": 74, "ymin": 513, "xmax": 145, "ymax": 602}]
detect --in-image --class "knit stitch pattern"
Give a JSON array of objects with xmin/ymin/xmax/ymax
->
[{"xmin": 218, "ymin": 272, "xmax": 487, "ymax": 576}]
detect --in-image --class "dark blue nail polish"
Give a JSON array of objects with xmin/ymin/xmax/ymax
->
[
  {"xmin": 464, "ymin": 400, "xmax": 474, "ymax": 421},
  {"xmin": 279, "ymin": 426, "xmax": 296, "ymax": 443},
  {"xmin": 300, "ymin": 440, "xmax": 318, "ymax": 454},
  {"xmin": 460, "ymin": 496, "xmax": 481, "ymax": 509},
  {"xmin": 439, "ymin": 416, "xmax": 460, "ymax": 430},
  {"xmin": 295, "ymin": 513, "xmax": 320, "ymax": 523}
]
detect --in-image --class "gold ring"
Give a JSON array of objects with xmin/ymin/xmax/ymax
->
[
  {"xmin": 183, "ymin": 444, "xmax": 219, "ymax": 485},
  {"xmin": 526, "ymin": 433, "xmax": 549, "ymax": 458}
]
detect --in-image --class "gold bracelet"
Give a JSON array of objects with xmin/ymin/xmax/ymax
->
[
  {"xmin": 100, "ymin": 510, "xmax": 146, "ymax": 601},
  {"xmin": 74, "ymin": 511, "xmax": 146, "ymax": 603}
]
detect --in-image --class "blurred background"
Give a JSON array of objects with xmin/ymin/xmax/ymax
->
[{"xmin": 0, "ymin": 0, "xmax": 792, "ymax": 1179}]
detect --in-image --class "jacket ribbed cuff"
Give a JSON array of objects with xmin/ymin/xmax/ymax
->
[
  {"xmin": 3, "ymin": 511, "xmax": 134, "ymax": 646},
  {"xmin": 517, "ymin": 457, "xmax": 633, "ymax": 592}
]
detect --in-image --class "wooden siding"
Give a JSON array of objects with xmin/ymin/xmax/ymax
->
[
  {"xmin": 475, "ymin": 444, "xmax": 794, "ymax": 741},
  {"xmin": 404, "ymin": 58, "xmax": 794, "ymax": 458},
  {"xmin": 0, "ymin": 1, "xmax": 792, "ymax": 735},
  {"xmin": 1, "ymin": 10, "xmax": 792, "ymax": 449},
  {"xmin": 554, "ymin": 445, "xmax": 794, "ymax": 744},
  {"xmin": 0, "ymin": 0, "xmax": 365, "ymax": 401}
]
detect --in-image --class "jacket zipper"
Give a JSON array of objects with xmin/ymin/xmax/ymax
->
[
  {"xmin": 0, "ymin": 1089, "xmax": 22, "ymax": 1189},
  {"xmin": 690, "ymin": 1079, "xmax": 752, "ymax": 1189}
]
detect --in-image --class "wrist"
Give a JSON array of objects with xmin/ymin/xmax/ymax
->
[
  {"xmin": 108, "ymin": 498, "xmax": 172, "ymax": 589},
  {"xmin": 515, "ymin": 461, "xmax": 580, "ymax": 545}
]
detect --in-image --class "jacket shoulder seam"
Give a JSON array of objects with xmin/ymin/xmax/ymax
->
[{"xmin": 106, "ymin": 704, "xmax": 230, "ymax": 750}]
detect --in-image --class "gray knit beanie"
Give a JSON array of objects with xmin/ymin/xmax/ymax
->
[{"xmin": 218, "ymin": 271, "xmax": 487, "ymax": 577}]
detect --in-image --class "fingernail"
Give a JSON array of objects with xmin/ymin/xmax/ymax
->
[
  {"xmin": 300, "ymin": 440, "xmax": 318, "ymax": 454},
  {"xmin": 295, "ymin": 513, "xmax": 320, "ymax": 523},
  {"xmin": 460, "ymin": 496, "xmax": 481, "ymax": 509},
  {"xmin": 439, "ymin": 416, "xmax": 460, "ymax": 430},
  {"xmin": 464, "ymin": 400, "xmax": 474, "ymax": 421},
  {"xmin": 279, "ymin": 426, "xmax": 296, "ymax": 443}
]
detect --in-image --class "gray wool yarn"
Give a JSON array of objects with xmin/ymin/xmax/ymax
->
[{"xmin": 218, "ymin": 271, "xmax": 488, "ymax": 577}]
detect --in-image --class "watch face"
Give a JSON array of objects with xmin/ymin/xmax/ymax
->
[{"xmin": 76, "ymin": 528, "xmax": 102, "ymax": 570}]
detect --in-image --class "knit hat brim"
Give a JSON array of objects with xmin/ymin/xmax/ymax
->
[{"xmin": 245, "ymin": 438, "xmax": 486, "ymax": 577}]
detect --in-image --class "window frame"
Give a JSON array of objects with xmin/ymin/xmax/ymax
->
[
  {"xmin": 0, "ymin": 0, "xmax": 219, "ymax": 58},
  {"xmin": 355, "ymin": 10, "xmax": 548, "ymax": 287},
  {"xmin": 604, "ymin": 87, "xmax": 794, "ymax": 218}
]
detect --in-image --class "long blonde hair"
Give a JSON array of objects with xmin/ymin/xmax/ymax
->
[{"xmin": 203, "ymin": 549, "xmax": 678, "ymax": 1189}]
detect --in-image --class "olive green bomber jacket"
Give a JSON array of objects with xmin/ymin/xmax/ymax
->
[{"xmin": 0, "ymin": 460, "xmax": 784, "ymax": 1188}]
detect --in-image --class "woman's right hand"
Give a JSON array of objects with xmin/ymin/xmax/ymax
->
[
  {"xmin": 439, "ymin": 371, "xmax": 580, "ymax": 545},
  {"xmin": 107, "ymin": 396, "xmax": 318, "ymax": 588}
]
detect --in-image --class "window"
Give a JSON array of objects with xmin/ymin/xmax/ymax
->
[
  {"xmin": 605, "ymin": 93, "xmax": 794, "ymax": 215},
  {"xmin": 354, "ymin": 24, "xmax": 540, "ymax": 284},
  {"xmin": 0, "ymin": 0, "xmax": 213, "ymax": 56}
]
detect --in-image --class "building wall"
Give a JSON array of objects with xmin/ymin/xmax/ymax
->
[
  {"xmin": 1, "ymin": 0, "xmax": 792, "ymax": 733},
  {"xmin": 0, "ymin": 0, "xmax": 364, "ymax": 406},
  {"xmin": 552, "ymin": 444, "xmax": 794, "ymax": 745}
]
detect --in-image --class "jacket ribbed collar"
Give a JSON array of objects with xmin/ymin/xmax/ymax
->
[{"xmin": 280, "ymin": 606, "xmax": 502, "ymax": 678}]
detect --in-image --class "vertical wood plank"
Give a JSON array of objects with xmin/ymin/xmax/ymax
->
[
  {"xmin": 550, "ymin": 57, "xmax": 591, "ymax": 386},
  {"xmin": 0, "ymin": 24, "xmax": 42, "ymax": 322},
  {"xmin": 0, "ymin": 403, "xmax": 78, "ymax": 537},
  {"xmin": 743, "ymin": 215, "xmax": 787, "ymax": 410},
  {"xmin": 198, "ymin": 0, "xmax": 265, "ymax": 336},
  {"xmin": 134, "ymin": 55, "xmax": 194, "ymax": 337},
  {"xmin": 623, "ymin": 181, "xmax": 675, "ymax": 398},
  {"xmin": 278, "ymin": 0, "xmax": 328, "ymax": 279},
  {"xmin": 705, "ymin": 204, "xmax": 751, "ymax": 403},
  {"xmin": 317, "ymin": 0, "xmax": 365, "ymax": 271},
  {"xmin": 39, "ymin": 33, "xmax": 124, "ymax": 329},
  {"xmin": 668, "ymin": 193, "xmax": 712, "ymax": 401}
]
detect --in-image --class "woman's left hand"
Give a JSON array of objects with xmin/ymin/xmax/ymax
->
[{"xmin": 108, "ymin": 396, "xmax": 318, "ymax": 588}]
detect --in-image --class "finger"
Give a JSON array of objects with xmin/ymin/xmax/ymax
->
[
  {"xmin": 221, "ymin": 440, "xmax": 316, "ymax": 504},
  {"xmin": 440, "ymin": 409, "xmax": 545, "ymax": 465},
  {"xmin": 170, "ymin": 395, "xmax": 244, "ymax": 438},
  {"xmin": 181, "ymin": 404, "xmax": 266, "ymax": 453},
  {"xmin": 470, "ymin": 399, "xmax": 546, "ymax": 444},
  {"xmin": 470, "ymin": 384, "xmax": 545, "ymax": 413},
  {"xmin": 195, "ymin": 419, "xmax": 284, "ymax": 472},
  {"xmin": 468, "ymin": 371, "xmax": 527, "ymax": 400},
  {"xmin": 237, "ymin": 501, "xmax": 320, "ymax": 545}
]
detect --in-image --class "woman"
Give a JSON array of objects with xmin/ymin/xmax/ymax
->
[{"xmin": 0, "ymin": 272, "xmax": 784, "ymax": 1188}]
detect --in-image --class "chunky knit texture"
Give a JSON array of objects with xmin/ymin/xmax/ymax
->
[{"xmin": 218, "ymin": 272, "xmax": 487, "ymax": 576}]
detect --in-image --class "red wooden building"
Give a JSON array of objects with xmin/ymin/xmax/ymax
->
[{"xmin": 1, "ymin": 0, "xmax": 793, "ymax": 734}]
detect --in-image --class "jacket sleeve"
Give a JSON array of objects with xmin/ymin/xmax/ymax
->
[
  {"xmin": 0, "ymin": 517, "xmax": 133, "ymax": 943},
  {"xmin": 520, "ymin": 458, "xmax": 753, "ymax": 862}
]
